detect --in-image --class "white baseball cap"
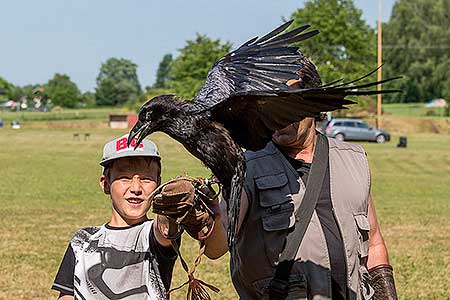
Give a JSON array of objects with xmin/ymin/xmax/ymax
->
[{"xmin": 99, "ymin": 134, "xmax": 160, "ymax": 167}]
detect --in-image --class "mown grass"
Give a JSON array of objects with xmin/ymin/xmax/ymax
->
[
  {"xmin": 0, "ymin": 107, "xmax": 128, "ymax": 123},
  {"xmin": 0, "ymin": 125, "xmax": 449, "ymax": 300},
  {"xmin": 383, "ymin": 103, "xmax": 449, "ymax": 118}
]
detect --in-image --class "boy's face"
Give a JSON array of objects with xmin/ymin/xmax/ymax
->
[{"xmin": 100, "ymin": 156, "xmax": 160, "ymax": 226}]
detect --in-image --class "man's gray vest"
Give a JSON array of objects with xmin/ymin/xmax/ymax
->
[{"xmin": 231, "ymin": 137, "xmax": 374, "ymax": 300}]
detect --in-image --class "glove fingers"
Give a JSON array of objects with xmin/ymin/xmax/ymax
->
[{"xmin": 152, "ymin": 176, "xmax": 217, "ymax": 241}]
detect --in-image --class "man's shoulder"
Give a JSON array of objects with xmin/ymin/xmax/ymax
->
[
  {"xmin": 244, "ymin": 142, "xmax": 277, "ymax": 162},
  {"xmin": 327, "ymin": 137, "xmax": 366, "ymax": 155}
]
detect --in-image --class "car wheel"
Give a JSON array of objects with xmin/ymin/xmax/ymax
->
[
  {"xmin": 376, "ymin": 134, "xmax": 386, "ymax": 143},
  {"xmin": 334, "ymin": 133, "xmax": 345, "ymax": 141}
]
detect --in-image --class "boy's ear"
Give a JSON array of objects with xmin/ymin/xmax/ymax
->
[{"xmin": 100, "ymin": 175, "xmax": 111, "ymax": 195}]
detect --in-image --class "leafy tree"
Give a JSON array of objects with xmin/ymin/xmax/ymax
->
[
  {"xmin": 45, "ymin": 74, "xmax": 81, "ymax": 108},
  {"xmin": 154, "ymin": 54, "xmax": 173, "ymax": 89},
  {"xmin": 8, "ymin": 85, "xmax": 24, "ymax": 102},
  {"xmin": 168, "ymin": 35, "xmax": 232, "ymax": 99},
  {"xmin": 0, "ymin": 77, "xmax": 12, "ymax": 101},
  {"xmin": 289, "ymin": 0, "xmax": 377, "ymax": 84},
  {"xmin": 127, "ymin": 87, "xmax": 173, "ymax": 111},
  {"xmin": 81, "ymin": 91, "xmax": 96, "ymax": 108},
  {"xmin": 95, "ymin": 58, "xmax": 142, "ymax": 106},
  {"xmin": 383, "ymin": 0, "xmax": 449, "ymax": 103}
]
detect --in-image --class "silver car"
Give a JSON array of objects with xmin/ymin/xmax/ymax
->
[{"xmin": 323, "ymin": 118, "xmax": 390, "ymax": 143}]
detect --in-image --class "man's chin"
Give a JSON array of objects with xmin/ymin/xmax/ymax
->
[{"xmin": 272, "ymin": 136, "xmax": 297, "ymax": 147}]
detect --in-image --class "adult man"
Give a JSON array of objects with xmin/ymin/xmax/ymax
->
[
  {"xmin": 204, "ymin": 112, "xmax": 398, "ymax": 298},
  {"xmin": 52, "ymin": 134, "xmax": 177, "ymax": 300}
]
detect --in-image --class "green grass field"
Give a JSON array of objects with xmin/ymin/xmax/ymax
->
[
  {"xmin": 0, "ymin": 107, "xmax": 128, "ymax": 123},
  {"xmin": 0, "ymin": 123, "xmax": 449, "ymax": 299},
  {"xmin": 383, "ymin": 103, "xmax": 449, "ymax": 118}
]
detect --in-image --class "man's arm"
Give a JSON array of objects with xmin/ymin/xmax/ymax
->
[
  {"xmin": 204, "ymin": 191, "xmax": 249, "ymax": 259},
  {"xmin": 367, "ymin": 193, "xmax": 398, "ymax": 300},
  {"xmin": 367, "ymin": 193, "xmax": 389, "ymax": 268}
]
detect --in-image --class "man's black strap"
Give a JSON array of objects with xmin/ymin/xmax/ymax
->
[{"xmin": 268, "ymin": 133, "xmax": 329, "ymax": 300}]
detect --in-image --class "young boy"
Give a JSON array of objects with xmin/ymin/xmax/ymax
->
[{"xmin": 52, "ymin": 134, "xmax": 176, "ymax": 300}]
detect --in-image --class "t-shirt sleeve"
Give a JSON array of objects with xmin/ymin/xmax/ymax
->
[{"xmin": 51, "ymin": 244, "xmax": 75, "ymax": 296}]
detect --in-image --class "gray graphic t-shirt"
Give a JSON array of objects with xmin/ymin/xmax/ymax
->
[{"xmin": 52, "ymin": 220, "xmax": 176, "ymax": 300}]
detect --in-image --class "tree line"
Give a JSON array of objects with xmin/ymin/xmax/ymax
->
[
  {"xmin": 1, "ymin": 0, "xmax": 447, "ymax": 109},
  {"xmin": 0, "ymin": 58, "xmax": 141, "ymax": 109}
]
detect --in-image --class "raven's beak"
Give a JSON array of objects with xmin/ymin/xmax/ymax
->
[{"xmin": 128, "ymin": 120, "xmax": 150, "ymax": 150}]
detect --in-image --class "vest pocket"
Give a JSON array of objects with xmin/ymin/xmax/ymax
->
[
  {"xmin": 256, "ymin": 173, "xmax": 295, "ymax": 266},
  {"xmin": 261, "ymin": 204, "xmax": 295, "ymax": 266},
  {"xmin": 255, "ymin": 173, "xmax": 292, "ymax": 207},
  {"xmin": 354, "ymin": 213, "xmax": 370, "ymax": 258},
  {"xmin": 253, "ymin": 274, "xmax": 308, "ymax": 300},
  {"xmin": 354, "ymin": 214, "xmax": 374, "ymax": 299},
  {"xmin": 261, "ymin": 203, "xmax": 295, "ymax": 231}
]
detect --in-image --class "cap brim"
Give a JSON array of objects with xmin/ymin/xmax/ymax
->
[{"xmin": 99, "ymin": 152, "xmax": 161, "ymax": 167}]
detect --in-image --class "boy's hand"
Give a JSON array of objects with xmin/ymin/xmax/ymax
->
[{"xmin": 152, "ymin": 176, "xmax": 217, "ymax": 241}]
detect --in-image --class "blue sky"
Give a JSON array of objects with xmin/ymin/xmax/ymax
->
[{"xmin": 0, "ymin": 0, "xmax": 396, "ymax": 92}]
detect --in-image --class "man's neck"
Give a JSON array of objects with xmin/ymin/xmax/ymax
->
[{"xmin": 280, "ymin": 130, "xmax": 317, "ymax": 163}]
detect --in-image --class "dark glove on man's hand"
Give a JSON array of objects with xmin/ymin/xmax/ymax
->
[
  {"xmin": 369, "ymin": 264, "xmax": 398, "ymax": 300},
  {"xmin": 152, "ymin": 177, "xmax": 216, "ymax": 241}
]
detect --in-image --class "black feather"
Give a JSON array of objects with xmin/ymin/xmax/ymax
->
[{"xmin": 129, "ymin": 21, "xmax": 401, "ymax": 249}]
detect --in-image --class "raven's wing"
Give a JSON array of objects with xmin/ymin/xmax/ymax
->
[
  {"xmin": 189, "ymin": 20, "xmax": 320, "ymax": 111},
  {"xmin": 212, "ymin": 75, "xmax": 401, "ymax": 151}
]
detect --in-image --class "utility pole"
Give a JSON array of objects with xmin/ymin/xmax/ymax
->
[{"xmin": 377, "ymin": 0, "xmax": 383, "ymax": 129}]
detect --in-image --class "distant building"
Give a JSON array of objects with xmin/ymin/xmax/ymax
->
[
  {"xmin": 109, "ymin": 114, "xmax": 138, "ymax": 129},
  {"xmin": 426, "ymin": 98, "xmax": 448, "ymax": 108}
]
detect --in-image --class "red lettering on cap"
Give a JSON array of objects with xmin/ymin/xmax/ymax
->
[{"xmin": 116, "ymin": 137, "xmax": 143, "ymax": 151}]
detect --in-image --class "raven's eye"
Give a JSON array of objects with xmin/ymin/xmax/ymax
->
[{"xmin": 146, "ymin": 110, "xmax": 153, "ymax": 119}]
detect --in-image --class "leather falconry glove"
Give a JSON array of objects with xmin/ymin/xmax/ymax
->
[
  {"xmin": 152, "ymin": 176, "xmax": 217, "ymax": 241},
  {"xmin": 369, "ymin": 264, "xmax": 398, "ymax": 300},
  {"xmin": 152, "ymin": 175, "xmax": 220, "ymax": 300}
]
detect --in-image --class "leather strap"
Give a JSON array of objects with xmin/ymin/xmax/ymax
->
[
  {"xmin": 369, "ymin": 264, "xmax": 398, "ymax": 300},
  {"xmin": 268, "ymin": 133, "xmax": 329, "ymax": 300}
]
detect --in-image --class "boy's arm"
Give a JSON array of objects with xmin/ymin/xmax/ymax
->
[
  {"xmin": 58, "ymin": 293, "xmax": 74, "ymax": 300},
  {"xmin": 153, "ymin": 215, "xmax": 174, "ymax": 248}
]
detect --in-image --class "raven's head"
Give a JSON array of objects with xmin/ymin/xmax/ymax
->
[{"xmin": 128, "ymin": 95, "xmax": 180, "ymax": 148}]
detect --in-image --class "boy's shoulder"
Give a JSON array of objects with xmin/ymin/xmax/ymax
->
[
  {"xmin": 69, "ymin": 226, "xmax": 103, "ymax": 249},
  {"xmin": 72, "ymin": 226, "xmax": 102, "ymax": 239},
  {"xmin": 69, "ymin": 221, "xmax": 155, "ymax": 249}
]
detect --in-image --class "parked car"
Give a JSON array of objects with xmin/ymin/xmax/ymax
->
[
  {"xmin": 11, "ymin": 121, "xmax": 21, "ymax": 129},
  {"xmin": 0, "ymin": 117, "xmax": 3, "ymax": 128},
  {"xmin": 323, "ymin": 118, "xmax": 390, "ymax": 143}
]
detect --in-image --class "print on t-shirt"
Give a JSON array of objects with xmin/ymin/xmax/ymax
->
[{"xmin": 53, "ymin": 221, "xmax": 172, "ymax": 300}]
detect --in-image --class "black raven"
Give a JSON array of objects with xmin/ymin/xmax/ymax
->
[{"xmin": 128, "ymin": 20, "xmax": 398, "ymax": 247}]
